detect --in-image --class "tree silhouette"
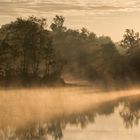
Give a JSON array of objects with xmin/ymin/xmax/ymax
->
[
  {"xmin": 121, "ymin": 29, "xmax": 140, "ymax": 54},
  {"xmin": 0, "ymin": 16, "xmax": 62, "ymax": 86}
]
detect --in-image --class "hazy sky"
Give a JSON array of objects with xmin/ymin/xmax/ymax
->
[{"xmin": 0, "ymin": 0, "xmax": 140, "ymax": 41}]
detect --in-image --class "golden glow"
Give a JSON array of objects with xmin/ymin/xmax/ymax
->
[
  {"xmin": 0, "ymin": 0, "xmax": 140, "ymax": 41},
  {"xmin": 0, "ymin": 87, "xmax": 140, "ymax": 128}
]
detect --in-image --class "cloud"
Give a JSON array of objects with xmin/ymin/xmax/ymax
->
[
  {"xmin": 0, "ymin": 0, "xmax": 140, "ymax": 13},
  {"xmin": 0, "ymin": 0, "xmax": 140, "ymax": 42},
  {"xmin": 0, "ymin": 0, "xmax": 140, "ymax": 24}
]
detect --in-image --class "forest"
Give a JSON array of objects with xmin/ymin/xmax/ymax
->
[{"xmin": 0, "ymin": 15, "xmax": 140, "ymax": 88}]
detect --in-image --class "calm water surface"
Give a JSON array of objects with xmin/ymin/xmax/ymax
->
[{"xmin": 0, "ymin": 87, "xmax": 140, "ymax": 140}]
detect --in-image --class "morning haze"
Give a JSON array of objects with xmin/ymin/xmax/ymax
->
[{"xmin": 0, "ymin": 1, "xmax": 140, "ymax": 140}]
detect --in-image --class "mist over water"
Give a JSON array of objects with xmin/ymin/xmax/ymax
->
[{"xmin": 0, "ymin": 86, "xmax": 140, "ymax": 129}]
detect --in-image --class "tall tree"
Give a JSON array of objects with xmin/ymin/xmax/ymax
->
[
  {"xmin": 50, "ymin": 15, "xmax": 66, "ymax": 32},
  {"xmin": 120, "ymin": 29, "xmax": 140, "ymax": 54}
]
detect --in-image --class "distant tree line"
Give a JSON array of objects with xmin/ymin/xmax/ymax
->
[
  {"xmin": 0, "ymin": 15, "xmax": 140, "ymax": 87},
  {"xmin": 50, "ymin": 15, "xmax": 140, "ymax": 88}
]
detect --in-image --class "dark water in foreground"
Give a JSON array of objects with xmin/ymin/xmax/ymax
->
[{"xmin": 0, "ymin": 87, "xmax": 140, "ymax": 140}]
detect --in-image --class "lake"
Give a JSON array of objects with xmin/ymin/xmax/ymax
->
[{"xmin": 0, "ymin": 86, "xmax": 140, "ymax": 140}]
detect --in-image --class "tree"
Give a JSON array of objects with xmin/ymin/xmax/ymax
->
[
  {"xmin": 0, "ymin": 17, "xmax": 45, "ymax": 78},
  {"xmin": 120, "ymin": 29, "xmax": 140, "ymax": 54},
  {"xmin": 40, "ymin": 30, "xmax": 56, "ymax": 77},
  {"xmin": 50, "ymin": 15, "xmax": 66, "ymax": 32}
]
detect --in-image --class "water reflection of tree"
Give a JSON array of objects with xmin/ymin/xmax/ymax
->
[
  {"xmin": 1, "ymin": 96, "xmax": 140, "ymax": 140},
  {"xmin": 6, "ymin": 101, "xmax": 118, "ymax": 140},
  {"xmin": 120, "ymin": 96, "xmax": 140, "ymax": 128}
]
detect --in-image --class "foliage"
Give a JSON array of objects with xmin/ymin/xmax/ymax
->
[
  {"xmin": 50, "ymin": 15, "xmax": 134, "ymax": 87},
  {"xmin": 120, "ymin": 29, "xmax": 140, "ymax": 54},
  {"xmin": 0, "ymin": 15, "xmax": 140, "ymax": 87},
  {"xmin": 0, "ymin": 16, "xmax": 62, "ymax": 86}
]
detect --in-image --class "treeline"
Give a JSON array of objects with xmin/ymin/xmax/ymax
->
[
  {"xmin": 51, "ymin": 16, "xmax": 140, "ymax": 88},
  {"xmin": 0, "ymin": 16, "xmax": 63, "ymax": 86},
  {"xmin": 0, "ymin": 15, "xmax": 140, "ymax": 87}
]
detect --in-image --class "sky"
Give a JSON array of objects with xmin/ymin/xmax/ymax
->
[{"xmin": 0, "ymin": 0, "xmax": 140, "ymax": 41}]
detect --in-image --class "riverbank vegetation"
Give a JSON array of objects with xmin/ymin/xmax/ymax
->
[{"xmin": 0, "ymin": 15, "xmax": 140, "ymax": 88}]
